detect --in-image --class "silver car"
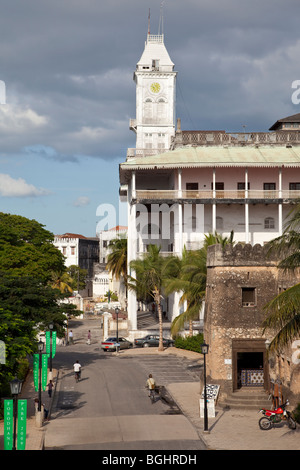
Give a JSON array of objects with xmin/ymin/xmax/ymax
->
[{"xmin": 101, "ymin": 336, "xmax": 133, "ymax": 352}]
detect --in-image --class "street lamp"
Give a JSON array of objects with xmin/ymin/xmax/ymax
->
[
  {"xmin": 9, "ymin": 376, "xmax": 23, "ymax": 450},
  {"xmin": 201, "ymin": 342, "xmax": 209, "ymax": 433},
  {"xmin": 38, "ymin": 340, "xmax": 44, "ymax": 412},
  {"xmin": 115, "ymin": 307, "xmax": 120, "ymax": 352}
]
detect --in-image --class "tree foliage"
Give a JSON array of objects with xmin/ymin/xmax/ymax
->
[
  {"xmin": 0, "ymin": 212, "xmax": 65, "ymax": 281},
  {"xmin": 128, "ymin": 245, "xmax": 177, "ymax": 351},
  {"xmin": 0, "ymin": 213, "xmax": 79, "ymax": 395},
  {"xmin": 262, "ymin": 202, "xmax": 300, "ymax": 352}
]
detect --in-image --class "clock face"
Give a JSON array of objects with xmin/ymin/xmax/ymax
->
[{"xmin": 150, "ymin": 82, "xmax": 161, "ymax": 94}]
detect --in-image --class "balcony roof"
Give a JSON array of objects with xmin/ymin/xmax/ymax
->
[{"xmin": 120, "ymin": 145, "xmax": 300, "ymax": 183}]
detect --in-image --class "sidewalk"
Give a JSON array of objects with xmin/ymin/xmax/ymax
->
[
  {"xmin": 1, "ymin": 346, "xmax": 299, "ymax": 451},
  {"xmin": 120, "ymin": 347, "xmax": 300, "ymax": 451},
  {"xmin": 0, "ymin": 368, "xmax": 58, "ymax": 451}
]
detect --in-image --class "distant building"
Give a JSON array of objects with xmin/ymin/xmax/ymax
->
[
  {"xmin": 269, "ymin": 112, "xmax": 300, "ymax": 131},
  {"xmin": 94, "ymin": 226, "xmax": 128, "ymax": 307},
  {"xmin": 54, "ymin": 233, "xmax": 99, "ymax": 297},
  {"xmin": 99, "ymin": 226, "xmax": 127, "ymax": 264}
]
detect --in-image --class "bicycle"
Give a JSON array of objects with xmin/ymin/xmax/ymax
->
[
  {"xmin": 149, "ymin": 388, "xmax": 155, "ymax": 404},
  {"xmin": 75, "ymin": 371, "xmax": 80, "ymax": 383}
]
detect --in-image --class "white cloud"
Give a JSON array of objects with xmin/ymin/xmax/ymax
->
[
  {"xmin": 0, "ymin": 173, "xmax": 50, "ymax": 197},
  {"xmin": 73, "ymin": 196, "xmax": 90, "ymax": 207},
  {"xmin": 0, "ymin": 104, "xmax": 48, "ymax": 133}
]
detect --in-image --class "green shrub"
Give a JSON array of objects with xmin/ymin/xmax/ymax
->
[{"xmin": 174, "ymin": 333, "xmax": 204, "ymax": 353}]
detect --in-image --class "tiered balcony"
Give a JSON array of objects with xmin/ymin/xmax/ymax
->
[{"xmin": 134, "ymin": 189, "xmax": 300, "ymax": 203}]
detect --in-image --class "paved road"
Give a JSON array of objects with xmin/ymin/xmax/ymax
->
[{"xmin": 45, "ymin": 319, "xmax": 206, "ymax": 450}]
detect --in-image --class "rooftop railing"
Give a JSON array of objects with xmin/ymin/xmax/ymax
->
[{"xmin": 176, "ymin": 131, "xmax": 300, "ymax": 146}]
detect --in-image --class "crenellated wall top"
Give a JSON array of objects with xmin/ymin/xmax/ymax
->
[{"xmin": 206, "ymin": 243, "xmax": 279, "ymax": 267}]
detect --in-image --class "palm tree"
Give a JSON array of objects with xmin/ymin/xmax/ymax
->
[
  {"xmin": 262, "ymin": 202, "xmax": 300, "ymax": 352},
  {"xmin": 128, "ymin": 244, "xmax": 176, "ymax": 351},
  {"xmin": 165, "ymin": 231, "xmax": 235, "ymax": 337},
  {"xmin": 164, "ymin": 247, "xmax": 207, "ymax": 336},
  {"xmin": 106, "ymin": 236, "xmax": 128, "ymax": 283},
  {"xmin": 50, "ymin": 270, "xmax": 73, "ymax": 294},
  {"xmin": 106, "ymin": 236, "xmax": 128, "ymax": 306}
]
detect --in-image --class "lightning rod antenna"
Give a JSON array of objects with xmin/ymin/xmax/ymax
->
[
  {"xmin": 158, "ymin": 1, "xmax": 165, "ymax": 35},
  {"xmin": 148, "ymin": 8, "xmax": 150, "ymax": 36}
]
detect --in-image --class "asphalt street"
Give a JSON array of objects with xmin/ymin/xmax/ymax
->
[{"xmin": 45, "ymin": 319, "xmax": 206, "ymax": 450}]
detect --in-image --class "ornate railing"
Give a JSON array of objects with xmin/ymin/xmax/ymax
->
[
  {"xmin": 135, "ymin": 189, "xmax": 300, "ymax": 201},
  {"xmin": 175, "ymin": 131, "xmax": 300, "ymax": 146}
]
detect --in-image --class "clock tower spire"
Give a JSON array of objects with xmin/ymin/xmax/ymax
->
[{"xmin": 129, "ymin": 16, "xmax": 177, "ymax": 158}]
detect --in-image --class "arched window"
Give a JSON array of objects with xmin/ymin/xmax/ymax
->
[
  {"xmin": 264, "ymin": 217, "xmax": 275, "ymax": 229},
  {"xmin": 157, "ymin": 98, "xmax": 167, "ymax": 119},
  {"xmin": 144, "ymin": 98, "xmax": 153, "ymax": 121}
]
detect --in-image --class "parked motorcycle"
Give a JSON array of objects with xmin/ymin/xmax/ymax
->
[{"xmin": 259, "ymin": 400, "xmax": 297, "ymax": 430}]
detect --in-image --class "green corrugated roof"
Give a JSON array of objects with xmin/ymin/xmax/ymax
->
[{"xmin": 120, "ymin": 146, "xmax": 300, "ymax": 170}]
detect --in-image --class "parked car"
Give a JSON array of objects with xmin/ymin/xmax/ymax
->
[
  {"xmin": 101, "ymin": 336, "xmax": 133, "ymax": 352},
  {"xmin": 134, "ymin": 334, "xmax": 174, "ymax": 348}
]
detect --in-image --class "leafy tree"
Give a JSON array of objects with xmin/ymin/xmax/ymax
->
[
  {"xmin": 0, "ymin": 213, "xmax": 80, "ymax": 398},
  {"xmin": 0, "ymin": 212, "xmax": 65, "ymax": 281},
  {"xmin": 67, "ymin": 265, "xmax": 87, "ymax": 291},
  {"xmin": 262, "ymin": 203, "xmax": 300, "ymax": 352},
  {"xmin": 0, "ymin": 272, "xmax": 78, "ymax": 335}
]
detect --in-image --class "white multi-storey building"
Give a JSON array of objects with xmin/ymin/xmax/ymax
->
[
  {"xmin": 54, "ymin": 233, "xmax": 99, "ymax": 297},
  {"xmin": 120, "ymin": 29, "xmax": 300, "ymax": 336}
]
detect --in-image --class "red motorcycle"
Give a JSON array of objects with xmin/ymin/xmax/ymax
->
[{"xmin": 259, "ymin": 400, "xmax": 297, "ymax": 430}]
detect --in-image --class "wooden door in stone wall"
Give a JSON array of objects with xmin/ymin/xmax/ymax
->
[{"xmin": 232, "ymin": 339, "xmax": 269, "ymax": 391}]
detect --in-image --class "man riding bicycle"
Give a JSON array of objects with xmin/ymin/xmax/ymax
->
[
  {"xmin": 146, "ymin": 374, "xmax": 156, "ymax": 399},
  {"xmin": 73, "ymin": 360, "xmax": 82, "ymax": 381}
]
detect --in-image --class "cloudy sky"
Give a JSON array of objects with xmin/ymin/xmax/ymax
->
[{"xmin": 1, "ymin": 0, "xmax": 300, "ymax": 236}]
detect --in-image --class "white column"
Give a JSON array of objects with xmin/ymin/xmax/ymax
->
[
  {"xmin": 278, "ymin": 167, "xmax": 283, "ymax": 236},
  {"xmin": 245, "ymin": 168, "xmax": 249, "ymax": 243},
  {"xmin": 212, "ymin": 168, "xmax": 216, "ymax": 233},
  {"xmin": 127, "ymin": 173, "xmax": 137, "ymax": 332},
  {"xmin": 178, "ymin": 169, "xmax": 183, "ymax": 255},
  {"xmin": 178, "ymin": 169, "xmax": 182, "ymax": 196},
  {"xmin": 132, "ymin": 171, "xmax": 136, "ymax": 199}
]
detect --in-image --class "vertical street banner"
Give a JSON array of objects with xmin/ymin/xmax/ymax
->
[
  {"xmin": 46, "ymin": 331, "xmax": 50, "ymax": 356},
  {"xmin": 33, "ymin": 353, "xmax": 48, "ymax": 391},
  {"xmin": 4, "ymin": 399, "xmax": 13, "ymax": 450},
  {"xmin": 52, "ymin": 331, "xmax": 57, "ymax": 357},
  {"xmin": 33, "ymin": 354, "xmax": 39, "ymax": 391},
  {"xmin": 46, "ymin": 330, "xmax": 57, "ymax": 358},
  {"xmin": 42, "ymin": 353, "xmax": 48, "ymax": 390},
  {"xmin": 17, "ymin": 399, "xmax": 27, "ymax": 450}
]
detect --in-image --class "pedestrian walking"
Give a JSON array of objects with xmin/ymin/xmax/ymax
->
[
  {"xmin": 47, "ymin": 380, "xmax": 53, "ymax": 398},
  {"xmin": 87, "ymin": 330, "xmax": 91, "ymax": 345},
  {"xmin": 68, "ymin": 330, "xmax": 74, "ymax": 344}
]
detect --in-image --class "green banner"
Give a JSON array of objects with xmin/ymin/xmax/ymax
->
[
  {"xmin": 46, "ymin": 330, "xmax": 56, "ymax": 358},
  {"xmin": 17, "ymin": 399, "xmax": 27, "ymax": 450},
  {"xmin": 42, "ymin": 354, "xmax": 48, "ymax": 391},
  {"xmin": 33, "ymin": 354, "xmax": 39, "ymax": 391},
  {"xmin": 52, "ymin": 331, "xmax": 57, "ymax": 358},
  {"xmin": 4, "ymin": 399, "xmax": 13, "ymax": 450},
  {"xmin": 33, "ymin": 353, "xmax": 48, "ymax": 391},
  {"xmin": 46, "ymin": 331, "xmax": 50, "ymax": 355}
]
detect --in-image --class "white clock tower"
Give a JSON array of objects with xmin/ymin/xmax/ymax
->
[{"xmin": 130, "ymin": 29, "xmax": 177, "ymax": 157}]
